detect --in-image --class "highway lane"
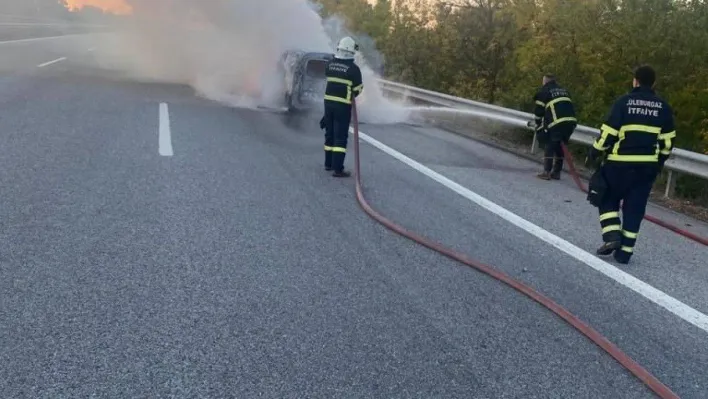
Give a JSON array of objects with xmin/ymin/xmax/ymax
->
[
  {"xmin": 355, "ymin": 123, "xmax": 708, "ymax": 395},
  {"xmin": 1, "ymin": 35, "xmax": 707, "ymax": 397},
  {"xmin": 0, "ymin": 23, "xmax": 107, "ymax": 42},
  {"xmin": 359, "ymin": 124, "xmax": 708, "ymax": 314},
  {"xmin": 0, "ymin": 33, "xmax": 103, "ymax": 74}
]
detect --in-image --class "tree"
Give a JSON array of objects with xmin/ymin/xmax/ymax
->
[{"xmin": 312, "ymin": 0, "xmax": 708, "ymax": 199}]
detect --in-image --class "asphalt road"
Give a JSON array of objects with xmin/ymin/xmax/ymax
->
[
  {"xmin": 0, "ymin": 22, "xmax": 106, "ymax": 43},
  {"xmin": 1, "ymin": 32, "xmax": 707, "ymax": 398}
]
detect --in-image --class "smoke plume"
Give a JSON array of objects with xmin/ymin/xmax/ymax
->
[{"xmin": 71, "ymin": 0, "xmax": 410, "ymax": 123}]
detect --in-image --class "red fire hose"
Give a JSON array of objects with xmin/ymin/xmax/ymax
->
[
  {"xmin": 559, "ymin": 144, "xmax": 708, "ymax": 247},
  {"xmin": 350, "ymin": 101, "xmax": 679, "ymax": 399}
]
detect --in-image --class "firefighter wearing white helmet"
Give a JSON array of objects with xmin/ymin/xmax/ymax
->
[
  {"xmin": 336, "ymin": 36, "xmax": 358, "ymax": 59},
  {"xmin": 319, "ymin": 36, "xmax": 364, "ymax": 177}
]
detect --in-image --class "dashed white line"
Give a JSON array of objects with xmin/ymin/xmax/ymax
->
[
  {"xmin": 37, "ymin": 57, "xmax": 66, "ymax": 68},
  {"xmin": 355, "ymin": 128, "xmax": 708, "ymax": 334},
  {"xmin": 159, "ymin": 103, "xmax": 174, "ymax": 157}
]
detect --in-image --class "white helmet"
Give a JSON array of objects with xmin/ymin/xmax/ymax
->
[{"xmin": 335, "ymin": 36, "xmax": 358, "ymax": 60}]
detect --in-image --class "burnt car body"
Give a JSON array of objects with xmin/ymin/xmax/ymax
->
[{"xmin": 278, "ymin": 50, "xmax": 334, "ymax": 112}]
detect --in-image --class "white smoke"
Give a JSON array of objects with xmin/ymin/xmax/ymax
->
[
  {"xmin": 83, "ymin": 0, "xmax": 410, "ymax": 123},
  {"xmin": 319, "ymin": 13, "xmax": 411, "ymax": 124}
]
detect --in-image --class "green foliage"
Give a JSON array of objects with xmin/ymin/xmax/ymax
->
[{"xmin": 314, "ymin": 0, "xmax": 708, "ymax": 201}]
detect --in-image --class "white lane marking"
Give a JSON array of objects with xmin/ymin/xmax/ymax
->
[
  {"xmin": 159, "ymin": 103, "xmax": 174, "ymax": 157},
  {"xmin": 0, "ymin": 34, "xmax": 83, "ymax": 45},
  {"xmin": 87, "ymin": 47, "xmax": 95, "ymax": 52},
  {"xmin": 355, "ymin": 128, "xmax": 708, "ymax": 334},
  {"xmin": 0, "ymin": 22, "xmax": 74, "ymax": 27},
  {"xmin": 37, "ymin": 57, "xmax": 66, "ymax": 68}
]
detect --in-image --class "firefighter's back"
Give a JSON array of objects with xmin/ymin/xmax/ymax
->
[
  {"xmin": 324, "ymin": 58, "xmax": 359, "ymax": 106},
  {"xmin": 541, "ymin": 81, "xmax": 577, "ymax": 131},
  {"xmin": 607, "ymin": 89, "xmax": 671, "ymax": 164}
]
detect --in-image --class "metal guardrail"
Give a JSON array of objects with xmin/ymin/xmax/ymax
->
[{"xmin": 377, "ymin": 79, "xmax": 708, "ymax": 198}]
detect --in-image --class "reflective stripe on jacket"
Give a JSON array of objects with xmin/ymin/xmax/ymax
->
[
  {"xmin": 533, "ymin": 80, "xmax": 578, "ymax": 132},
  {"xmin": 592, "ymin": 86, "xmax": 676, "ymax": 163},
  {"xmin": 324, "ymin": 58, "xmax": 363, "ymax": 105}
]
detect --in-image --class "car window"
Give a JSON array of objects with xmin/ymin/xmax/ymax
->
[{"xmin": 305, "ymin": 60, "xmax": 327, "ymax": 78}]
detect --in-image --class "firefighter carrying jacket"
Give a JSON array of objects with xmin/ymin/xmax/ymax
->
[
  {"xmin": 533, "ymin": 74, "xmax": 578, "ymax": 180},
  {"xmin": 587, "ymin": 65, "xmax": 675, "ymax": 264},
  {"xmin": 320, "ymin": 36, "xmax": 363, "ymax": 178}
]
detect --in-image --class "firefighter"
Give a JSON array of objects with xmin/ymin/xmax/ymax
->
[
  {"xmin": 533, "ymin": 74, "xmax": 578, "ymax": 180},
  {"xmin": 320, "ymin": 36, "xmax": 364, "ymax": 178},
  {"xmin": 587, "ymin": 65, "xmax": 675, "ymax": 264}
]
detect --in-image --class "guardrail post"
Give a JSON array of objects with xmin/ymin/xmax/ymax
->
[
  {"xmin": 664, "ymin": 170, "xmax": 677, "ymax": 198},
  {"xmin": 530, "ymin": 131, "xmax": 538, "ymax": 154}
]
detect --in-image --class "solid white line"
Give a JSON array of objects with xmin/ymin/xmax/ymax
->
[
  {"xmin": 37, "ymin": 57, "xmax": 66, "ymax": 68},
  {"xmin": 159, "ymin": 103, "xmax": 173, "ymax": 157},
  {"xmin": 354, "ymin": 128, "xmax": 708, "ymax": 334}
]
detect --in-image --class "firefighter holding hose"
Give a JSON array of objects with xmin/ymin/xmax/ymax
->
[
  {"xmin": 586, "ymin": 65, "xmax": 676, "ymax": 264},
  {"xmin": 532, "ymin": 74, "xmax": 578, "ymax": 180},
  {"xmin": 319, "ymin": 36, "xmax": 364, "ymax": 178}
]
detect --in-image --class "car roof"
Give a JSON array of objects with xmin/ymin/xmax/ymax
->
[{"xmin": 282, "ymin": 50, "xmax": 334, "ymax": 60}]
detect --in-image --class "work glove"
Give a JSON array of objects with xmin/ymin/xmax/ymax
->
[
  {"xmin": 658, "ymin": 154, "xmax": 669, "ymax": 172},
  {"xmin": 585, "ymin": 147, "xmax": 603, "ymax": 168},
  {"xmin": 535, "ymin": 128, "xmax": 549, "ymax": 145},
  {"xmin": 319, "ymin": 116, "xmax": 326, "ymax": 130}
]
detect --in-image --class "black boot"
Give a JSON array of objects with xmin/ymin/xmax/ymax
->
[
  {"xmin": 538, "ymin": 156, "xmax": 553, "ymax": 180},
  {"xmin": 324, "ymin": 150, "xmax": 332, "ymax": 171},
  {"xmin": 596, "ymin": 241, "xmax": 621, "ymax": 256},
  {"xmin": 613, "ymin": 249, "xmax": 631, "ymax": 264},
  {"xmin": 551, "ymin": 157, "xmax": 563, "ymax": 180},
  {"xmin": 537, "ymin": 171, "xmax": 551, "ymax": 180},
  {"xmin": 597, "ymin": 230, "xmax": 622, "ymax": 256},
  {"xmin": 331, "ymin": 152, "xmax": 348, "ymax": 177},
  {"xmin": 332, "ymin": 170, "xmax": 351, "ymax": 178}
]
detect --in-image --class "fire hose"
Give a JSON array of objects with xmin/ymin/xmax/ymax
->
[
  {"xmin": 559, "ymin": 144, "xmax": 708, "ymax": 247},
  {"xmin": 350, "ymin": 100, "xmax": 679, "ymax": 399}
]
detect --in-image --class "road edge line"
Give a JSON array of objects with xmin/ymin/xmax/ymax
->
[{"xmin": 354, "ymin": 127, "xmax": 708, "ymax": 334}]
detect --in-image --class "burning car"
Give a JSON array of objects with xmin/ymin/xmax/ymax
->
[{"xmin": 278, "ymin": 50, "xmax": 334, "ymax": 112}]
